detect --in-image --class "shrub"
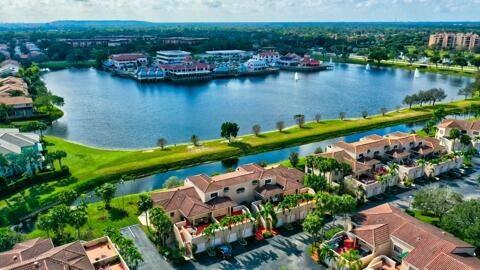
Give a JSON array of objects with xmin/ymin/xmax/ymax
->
[{"xmin": 324, "ymin": 226, "xmax": 344, "ymax": 240}]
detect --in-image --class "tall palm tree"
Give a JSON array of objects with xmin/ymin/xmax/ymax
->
[
  {"xmin": 337, "ymin": 249, "xmax": 363, "ymax": 270},
  {"xmin": 257, "ymin": 202, "xmax": 277, "ymax": 232},
  {"xmin": 449, "ymin": 128, "xmax": 461, "ymax": 152},
  {"xmin": 203, "ymin": 223, "xmax": 219, "ymax": 256},
  {"xmin": 318, "ymin": 244, "xmax": 336, "ymax": 264}
]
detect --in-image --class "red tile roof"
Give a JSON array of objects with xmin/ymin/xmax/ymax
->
[
  {"xmin": 438, "ymin": 119, "xmax": 480, "ymax": 131},
  {"xmin": 110, "ymin": 53, "xmax": 146, "ymax": 62},
  {"xmin": 352, "ymin": 204, "xmax": 480, "ymax": 270}
]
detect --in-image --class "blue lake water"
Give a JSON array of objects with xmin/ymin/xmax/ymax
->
[{"xmin": 43, "ymin": 63, "xmax": 472, "ymax": 149}]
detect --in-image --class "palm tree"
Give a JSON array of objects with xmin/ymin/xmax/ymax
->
[
  {"xmin": 257, "ymin": 202, "xmax": 277, "ymax": 232},
  {"xmin": 318, "ymin": 244, "xmax": 335, "ymax": 264},
  {"xmin": 449, "ymin": 128, "xmax": 461, "ymax": 152},
  {"xmin": 149, "ymin": 207, "xmax": 172, "ymax": 247},
  {"xmin": 337, "ymin": 249, "xmax": 363, "ymax": 270},
  {"xmin": 157, "ymin": 138, "xmax": 167, "ymax": 150},
  {"xmin": 54, "ymin": 150, "xmax": 67, "ymax": 168},
  {"xmin": 0, "ymin": 154, "xmax": 9, "ymax": 176},
  {"xmin": 137, "ymin": 194, "xmax": 153, "ymax": 230},
  {"xmin": 238, "ymin": 213, "xmax": 253, "ymax": 245},
  {"xmin": 203, "ymin": 223, "xmax": 219, "ymax": 256}
]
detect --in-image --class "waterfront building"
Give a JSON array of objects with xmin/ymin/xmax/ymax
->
[
  {"xmin": 159, "ymin": 37, "xmax": 208, "ymax": 45},
  {"xmin": 241, "ymin": 59, "xmax": 270, "ymax": 72},
  {"xmin": 436, "ymin": 119, "xmax": 480, "ymax": 152},
  {"xmin": 428, "ymin": 32, "xmax": 480, "ymax": 50},
  {"xmin": 0, "ymin": 76, "xmax": 34, "ymax": 118},
  {"xmin": 150, "ymin": 164, "xmax": 315, "ymax": 258},
  {"xmin": 155, "ymin": 50, "xmax": 191, "ymax": 64},
  {"xmin": 160, "ymin": 62, "xmax": 212, "ymax": 82},
  {"xmin": 253, "ymin": 50, "xmax": 280, "ymax": 65},
  {"xmin": 135, "ymin": 67, "xmax": 166, "ymax": 81},
  {"xmin": 0, "ymin": 236, "xmax": 129, "ymax": 270},
  {"xmin": 322, "ymin": 203, "xmax": 480, "ymax": 270},
  {"xmin": 109, "ymin": 53, "xmax": 148, "ymax": 70},
  {"xmin": 204, "ymin": 50, "xmax": 248, "ymax": 61},
  {"xmin": 306, "ymin": 132, "xmax": 461, "ymax": 199},
  {"xmin": 276, "ymin": 53, "xmax": 302, "ymax": 67}
]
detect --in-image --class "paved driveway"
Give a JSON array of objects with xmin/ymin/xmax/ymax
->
[
  {"xmin": 178, "ymin": 226, "xmax": 322, "ymax": 270},
  {"xmin": 120, "ymin": 225, "xmax": 172, "ymax": 270}
]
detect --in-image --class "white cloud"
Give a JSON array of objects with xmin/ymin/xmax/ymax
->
[{"xmin": 0, "ymin": 0, "xmax": 478, "ymax": 22}]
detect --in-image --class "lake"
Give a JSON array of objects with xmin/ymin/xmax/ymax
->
[{"xmin": 43, "ymin": 63, "xmax": 472, "ymax": 149}]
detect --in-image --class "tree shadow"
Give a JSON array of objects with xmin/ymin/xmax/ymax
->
[
  {"xmin": 235, "ymin": 250, "xmax": 278, "ymax": 270},
  {"xmin": 108, "ymin": 207, "xmax": 128, "ymax": 221},
  {"xmin": 270, "ymin": 238, "xmax": 303, "ymax": 257},
  {"xmin": 55, "ymin": 177, "xmax": 77, "ymax": 187},
  {"xmin": 228, "ymin": 141, "xmax": 252, "ymax": 152}
]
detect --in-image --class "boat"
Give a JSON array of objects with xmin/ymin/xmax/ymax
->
[
  {"xmin": 294, "ymin": 72, "xmax": 299, "ymax": 81},
  {"xmin": 366, "ymin": 64, "xmax": 371, "ymax": 70},
  {"xmin": 414, "ymin": 68, "xmax": 420, "ymax": 78}
]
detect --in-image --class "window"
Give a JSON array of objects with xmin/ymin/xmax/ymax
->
[
  {"xmin": 236, "ymin": 187, "xmax": 246, "ymax": 194},
  {"xmin": 384, "ymin": 145, "xmax": 389, "ymax": 150},
  {"xmin": 393, "ymin": 245, "xmax": 403, "ymax": 254},
  {"xmin": 265, "ymin": 179, "xmax": 272, "ymax": 184},
  {"xmin": 223, "ymin": 187, "xmax": 229, "ymax": 193},
  {"xmin": 170, "ymin": 212, "xmax": 174, "ymax": 217},
  {"xmin": 359, "ymin": 154, "xmax": 364, "ymax": 158},
  {"xmin": 210, "ymin": 192, "xmax": 218, "ymax": 198},
  {"xmin": 367, "ymin": 149, "xmax": 371, "ymax": 153},
  {"xmin": 374, "ymin": 151, "xmax": 380, "ymax": 156},
  {"xmin": 252, "ymin": 180, "xmax": 259, "ymax": 185},
  {"xmin": 409, "ymin": 142, "xmax": 414, "ymax": 146},
  {"xmin": 474, "ymin": 131, "xmax": 479, "ymax": 135}
]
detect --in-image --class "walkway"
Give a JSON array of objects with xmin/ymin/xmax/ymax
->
[{"xmin": 120, "ymin": 225, "xmax": 172, "ymax": 270}]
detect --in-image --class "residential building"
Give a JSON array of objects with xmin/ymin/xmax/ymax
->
[
  {"xmin": 306, "ymin": 132, "xmax": 460, "ymax": 199},
  {"xmin": 428, "ymin": 32, "xmax": 480, "ymax": 50},
  {"xmin": 322, "ymin": 203, "xmax": 480, "ymax": 270},
  {"xmin": 150, "ymin": 164, "xmax": 315, "ymax": 258},
  {"xmin": 0, "ymin": 236, "xmax": 129, "ymax": 270},
  {"xmin": 203, "ymin": 50, "xmax": 248, "ymax": 61},
  {"xmin": 155, "ymin": 50, "xmax": 191, "ymax": 64},
  {"xmin": 109, "ymin": 53, "xmax": 148, "ymax": 70},
  {"xmin": 160, "ymin": 62, "xmax": 212, "ymax": 82},
  {"xmin": 0, "ymin": 128, "xmax": 44, "ymax": 177},
  {"xmin": 276, "ymin": 53, "xmax": 302, "ymax": 67},
  {"xmin": 0, "ymin": 60, "xmax": 20, "ymax": 77},
  {"xmin": 241, "ymin": 59, "xmax": 270, "ymax": 72},
  {"xmin": 0, "ymin": 76, "xmax": 34, "ymax": 118},
  {"xmin": 159, "ymin": 37, "xmax": 208, "ymax": 45},
  {"xmin": 253, "ymin": 50, "xmax": 280, "ymax": 65},
  {"xmin": 436, "ymin": 118, "xmax": 480, "ymax": 152}
]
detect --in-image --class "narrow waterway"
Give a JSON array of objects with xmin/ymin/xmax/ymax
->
[{"xmin": 78, "ymin": 120, "xmax": 426, "ymax": 203}]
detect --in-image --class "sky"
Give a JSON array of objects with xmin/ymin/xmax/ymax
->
[{"xmin": 0, "ymin": 0, "xmax": 479, "ymax": 23}]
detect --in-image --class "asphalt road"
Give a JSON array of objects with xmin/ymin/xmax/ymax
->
[{"xmin": 120, "ymin": 225, "xmax": 172, "ymax": 270}]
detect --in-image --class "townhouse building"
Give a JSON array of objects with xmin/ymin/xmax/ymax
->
[
  {"xmin": 322, "ymin": 204, "xmax": 480, "ymax": 270},
  {"xmin": 150, "ymin": 164, "xmax": 315, "ymax": 258},
  {"xmin": 436, "ymin": 118, "xmax": 480, "ymax": 152},
  {"xmin": 306, "ymin": 132, "xmax": 461, "ymax": 199},
  {"xmin": 0, "ymin": 236, "xmax": 129, "ymax": 270}
]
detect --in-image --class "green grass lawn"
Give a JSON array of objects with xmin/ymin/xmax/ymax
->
[
  {"xmin": 38, "ymin": 60, "xmax": 96, "ymax": 70},
  {"xmin": 407, "ymin": 209, "xmax": 440, "ymax": 225},
  {"xmin": 27, "ymin": 193, "xmax": 145, "ymax": 240},
  {"xmin": 1, "ymin": 98, "xmax": 479, "ymax": 226}
]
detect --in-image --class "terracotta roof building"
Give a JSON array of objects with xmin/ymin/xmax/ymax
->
[
  {"xmin": 350, "ymin": 204, "xmax": 480, "ymax": 270},
  {"xmin": 0, "ymin": 237, "xmax": 129, "ymax": 270}
]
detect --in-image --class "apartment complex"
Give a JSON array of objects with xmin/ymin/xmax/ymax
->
[
  {"xmin": 0, "ymin": 236, "xmax": 129, "ymax": 270},
  {"xmin": 428, "ymin": 32, "xmax": 480, "ymax": 50},
  {"xmin": 108, "ymin": 53, "xmax": 148, "ymax": 70},
  {"xmin": 0, "ymin": 60, "xmax": 19, "ymax": 77},
  {"xmin": 0, "ymin": 128, "xmax": 44, "ymax": 177},
  {"xmin": 322, "ymin": 203, "xmax": 480, "ymax": 270},
  {"xmin": 0, "ymin": 76, "xmax": 34, "ymax": 118},
  {"xmin": 150, "ymin": 164, "xmax": 315, "ymax": 258},
  {"xmin": 436, "ymin": 118, "xmax": 480, "ymax": 152},
  {"xmin": 307, "ymin": 132, "xmax": 462, "ymax": 199}
]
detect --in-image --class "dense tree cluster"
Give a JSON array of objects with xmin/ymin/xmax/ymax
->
[{"xmin": 402, "ymin": 88, "xmax": 447, "ymax": 108}]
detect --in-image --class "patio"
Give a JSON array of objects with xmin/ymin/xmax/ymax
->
[{"xmin": 327, "ymin": 233, "xmax": 372, "ymax": 258}]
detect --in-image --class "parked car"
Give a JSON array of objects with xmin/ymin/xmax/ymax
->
[{"xmin": 216, "ymin": 245, "xmax": 233, "ymax": 260}]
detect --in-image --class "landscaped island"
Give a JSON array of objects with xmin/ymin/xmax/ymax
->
[{"xmin": 1, "ymin": 97, "xmax": 479, "ymax": 226}]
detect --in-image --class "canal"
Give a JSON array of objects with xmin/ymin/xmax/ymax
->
[
  {"xmin": 43, "ymin": 63, "xmax": 472, "ymax": 149},
  {"xmin": 78, "ymin": 120, "xmax": 426, "ymax": 203}
]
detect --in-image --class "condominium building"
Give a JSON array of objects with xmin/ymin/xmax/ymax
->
[
  {"xmin": 155, "ymin": 50, "xmax": 191, "ymax": 64},
  {"xmin": 436, "ymin": 118, "xmax": 480, "ymax": 152},
  {"xmin": 159, "ymin": 37, "xmax": 208, "ymax": 46},
  {"xmin": 428, "ymin": 32, "xmax": 480, "ymax": 50},
  {"xmin": 322, "ymin": 203, "xmax": 480, "ymax": 270},
  {"xmin": 0, "ymin": 236, "xmax": 129, "ymax": 270},
  {"xmin": 150, "ymin": 164, "xmax": 315, "ymax": 258},
  {"xmin": 108, "ymin": 53, "xmax": 148, "ymax": 70},
  {"xmin": 0, "ymin": 76, "xmax": 34, "ymax": 118},
  {"xmin": 306, "ymin": 132, "xmax": 462, "ymax": 199}
]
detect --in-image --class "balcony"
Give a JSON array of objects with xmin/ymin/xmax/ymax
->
[
  {"xmin": 365, "ymin": 255, "xmax": 398, "ymax": 270},
  {"xmin": 83, "ymin": 236, "xmax": 128, "ymax": 270},
  {"xmin": 322, "ymin": 231, "xmax": 374, "ymax": 268}
]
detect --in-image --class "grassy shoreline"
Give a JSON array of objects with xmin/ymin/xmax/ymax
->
[
  {"xmin": 322, "ymin": 56, "xmax": 477, "ymax": 77},
  {"xmin": 38, "ymin": 60, "xmax": 97, "ymax": 71},
  {"xmin": 1, "ymin": 98, "xmax": 479, "ymax": 226}
]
